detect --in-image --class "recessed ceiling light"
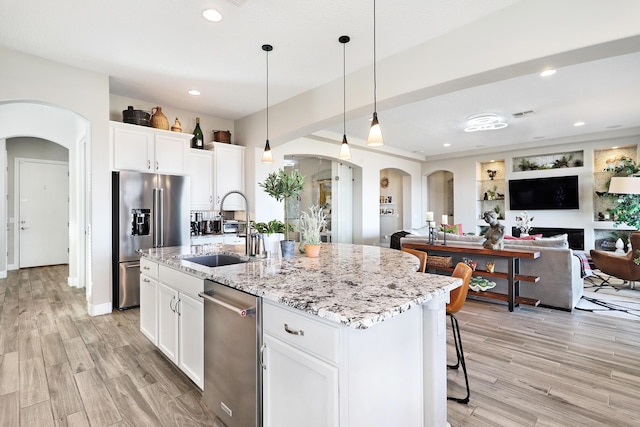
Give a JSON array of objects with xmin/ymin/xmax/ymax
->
[
  {"xmin": 443, "ymin": 143, "xmax": 451, "ymax": 147},
  {"xmin": 540, "ymin": 69, "xmax": 556, "ymax": 77},
  {"xmin": 203, "ymin": 9, "xmax": 223, "ymax": 22},
  {"xmin": 612, "ymin": 146, "xmax": 619, "ymax": 149},
  {"xmin": 490, "ymin": 160, "xmax": 495, "ymax": 163},
  {"xmin": 574, "ymin": 121, "xmax": 585, "ymax": 127},
  {"xmin": 188, "ymin": 89, "xmax": 201, "ymax": 96}
]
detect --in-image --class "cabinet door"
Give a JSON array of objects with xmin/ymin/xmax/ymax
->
[
  {"xmin": 178, "ymin": 292, "xmax": 204, "ymax": 389},
  {"xmin": 263, "ymin": 334, "xmax": 339, "ymax": 427},
  {"xmin": 139, "ymin": 273, "xmax": 158, "ymax": 345},
  {"xmin": 157, "ymin": 282, "xmax": 179, "ymax": 364},
  {"xmin": 187, "ymin": 150, "xmax": 214, "ymax": 210},
  {"xmin": 154, "ymin": 134, "xmax": 186, "ymax": 174},
  {"xmin": 112, "ymin": 126, "xmax": 153, "ymax": 172},
  {"xmin": 214, "ymin": 143, "xmax": 245, "ymax": 210}
]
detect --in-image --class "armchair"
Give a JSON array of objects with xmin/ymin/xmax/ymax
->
[{"xmin": 590, "ymin": 231, "xmax": 640, "ymax": 289}]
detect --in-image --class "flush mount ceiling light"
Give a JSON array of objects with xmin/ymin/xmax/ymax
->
[
  {"xmin": 188, "ymin": 89, "xmax": 200, "ymax": 96},
  {"xmin": 261, "ymin": 44, "xmax": 274, "ymax": 164},
  {"xmin": 464, "ymin": 113, "xmax": 508, "ymax": 132},
  {"xmin": 202, "ymin": 9, "xmax": 223, "ymax": 22}
]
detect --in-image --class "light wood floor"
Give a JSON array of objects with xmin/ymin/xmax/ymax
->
[
  {"xmin": 1, "ymin": 266, "xmax": 639, "ymax": 426},
  {"xmin": 0, "ymin": 265, "xmax": 219, "ymax": 427}
]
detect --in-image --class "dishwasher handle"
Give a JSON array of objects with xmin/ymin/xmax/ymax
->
[{"xmin": 199, "ymin": 292, "xmax": 255, "ymax": 317}]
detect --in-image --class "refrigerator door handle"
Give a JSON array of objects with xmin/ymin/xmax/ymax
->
[{"xmin": 153, "ymin": 188, "xmax": 164, "ymax": 247}]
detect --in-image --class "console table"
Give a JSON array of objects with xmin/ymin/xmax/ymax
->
[{"xmin": 402, "ymin": 242, "xmax": 541, "ymax": 311}]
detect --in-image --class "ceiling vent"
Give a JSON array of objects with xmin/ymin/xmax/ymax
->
[{"xmin": 512, "ymin": 110, "xmax": 536, "ymax": 118}]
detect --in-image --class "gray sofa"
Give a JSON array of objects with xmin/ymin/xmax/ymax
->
[{"xmin": 400, "ymin": 232, "xmax": 583, "ymax": 311}]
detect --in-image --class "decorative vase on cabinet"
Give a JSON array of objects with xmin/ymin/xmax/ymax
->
[{"xmin": 151, "ymin": 106, "xmax": 169, "ymax": 130}]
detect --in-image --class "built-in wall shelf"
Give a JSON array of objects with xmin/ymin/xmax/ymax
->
[
  {"xmin": 512, "ymin": 150, "xmax": 584, "ymax": 172},
  {"xmin": 592, "ymin": 146, "xmax": 638, "ymax": 222},
  {"xmin": 477, "ymin": 160, "xmax": 505, "ymax": 225}
]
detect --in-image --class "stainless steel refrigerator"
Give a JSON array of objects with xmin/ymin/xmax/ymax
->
[{"xmin": 112, "ymin": 171, "xmax": 190, "ymax": 309}]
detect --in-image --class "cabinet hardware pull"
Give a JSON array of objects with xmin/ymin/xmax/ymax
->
[
  {"xmin": 284, "ymin": 323, "xmax": 304, "ymax": 336},
  {"xmin": 147, "ymin": 160, "xmax": 151, "ymax": 170},
  {"xmin": 143, "ymin": 278, "xmax": 150, "ymax": 283},
  {"xmin": 142, "ymin": 265, "xmax": 150, "ymax": 270},
  {"xmin": 155, "ymin": 161, "xmax": 159, "ymax": 170},
  {"xmin": 176, "ymin": 299, "xmax": 181, "ymax": 316},
  {"xmin": 169, "ymin": 295, "xmax": 176, "ymax": 312},
  {"xmin": 260, "ymin": 343, "xmax": 267, "ymax": 370}
]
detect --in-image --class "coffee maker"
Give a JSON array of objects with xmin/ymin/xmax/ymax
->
[{"xmin": 190, "ymin": 212, "xmax": 203, "ymax": 236}]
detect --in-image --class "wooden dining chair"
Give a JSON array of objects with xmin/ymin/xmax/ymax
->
[
  {"xmin": 447, "ymin": 262, "xmax": 473, "ymax": 404},
  {"xmin": 401, "ymin": 247, "xmax": 427, "ymax": 273}
]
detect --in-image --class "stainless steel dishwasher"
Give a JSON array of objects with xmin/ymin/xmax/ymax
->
[{"xmin": 200, "ymin": 281, "xmax": 262, "ymax": 427}]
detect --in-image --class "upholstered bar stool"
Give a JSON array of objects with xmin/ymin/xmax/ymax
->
[
  {"xmin": 402, "ymin": 247, "xmax": 427, "ymax": 273},
  {"xmin": 447, "ymin": 262, "xmax": 473, "ymax": 404}
]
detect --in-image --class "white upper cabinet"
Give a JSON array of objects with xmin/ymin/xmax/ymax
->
[
  {"xmin": 187, "ymin": 149, "xmax": 214, "ymax": 210},
  {"xmin": 212, "ymin": 142, "xmax": 245, "ymax": 211},
  {"xmin": 111, "ymin": 121, "xmax": 189, "ymax": 174}
]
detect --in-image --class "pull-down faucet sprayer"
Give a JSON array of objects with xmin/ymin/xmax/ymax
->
[{"xmin": 219, "ymin": 191, "xmax": 250, "ymax": 256}]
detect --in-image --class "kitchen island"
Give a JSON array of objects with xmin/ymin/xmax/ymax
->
[{"xmin": 139, "ymin": 243, "xmax": 461, "ymax": 426}]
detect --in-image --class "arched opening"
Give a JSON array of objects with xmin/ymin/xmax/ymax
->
[
  {"xmin": 0, "ymin": 101, "xmax": 89, "ymax": 297},
  {"xmin": 427, "ymin": 170, "xmax": 455, "ymax": 228},
  {"xmin": 379, "ymin": 168, "xmax": 412, "ymax": 247}
]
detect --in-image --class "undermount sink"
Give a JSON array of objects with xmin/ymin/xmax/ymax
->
[{"xmin": 183, "ymin": 254, "xmax": 248, "ymax": 267}]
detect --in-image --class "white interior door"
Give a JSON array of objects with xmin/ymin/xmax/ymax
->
[{"xmin": 19, "ymin": 160, "xmax": 69, "ymax": 268}]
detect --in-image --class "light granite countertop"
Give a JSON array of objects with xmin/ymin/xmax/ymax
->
[{"xmin": 139, "ymin": 242, "xmax": 462, "ymax": 330}]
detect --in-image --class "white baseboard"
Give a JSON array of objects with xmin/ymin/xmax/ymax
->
[
  {"xmin": 67, "ymin": 276, "xmax": 82, "ymax": 288},
  {"xmin": 88, "ymin": 301, "xmax": 112, "ymax": 317}
]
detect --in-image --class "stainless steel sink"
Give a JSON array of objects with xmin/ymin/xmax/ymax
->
[{"xmin": 183, "ymin": 254, "xmax": 248, "ymax": 267}]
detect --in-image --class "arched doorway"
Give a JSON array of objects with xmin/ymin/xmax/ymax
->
[{"xmin": 0, "ymin": 101, "xmax": 89, "ymax": 294}]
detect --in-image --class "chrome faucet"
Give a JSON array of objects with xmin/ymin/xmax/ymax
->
[{"xmin": 220, "ymin": 191, "xmax": 250, "ymax": 256}]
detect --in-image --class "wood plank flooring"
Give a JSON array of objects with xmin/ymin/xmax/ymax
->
[
  {"xmin": 0, "ymin": 265, "xmax": 219, "ymax": 427},
  {"xmin": 1, "ymin": 265, "xmax": 639, "ymax": 426}
]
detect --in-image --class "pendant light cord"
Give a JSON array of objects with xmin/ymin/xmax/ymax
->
[
  {"xmin": 266, "ymin": 48, "xmax": 269, "ymax": 140},
  {"xmin": 343, "ymin": 40, "xmax": 346, "ymax": 135},
  {"xmin": 373, "ymin": 0, "xmax": 377, "ymax": 113}
]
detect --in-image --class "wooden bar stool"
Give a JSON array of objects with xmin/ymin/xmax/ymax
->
[{"xmin": 401, "ymin": 247, "xmax": 427, "ymax": 273}]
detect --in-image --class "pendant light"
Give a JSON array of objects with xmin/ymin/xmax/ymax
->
[
  {"xmin": 367, "ymin": 0, "xmax": 383, "ymax": 146},
  {"xmin": 338, "ymin": 35, "xmax": 352, "ymax": 160},
  {"xmin": 261, "ymin": 44, "xmax": 274, "ymax": 164}
]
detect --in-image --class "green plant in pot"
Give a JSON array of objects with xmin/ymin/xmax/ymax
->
[
  {"xmin": 259, "ymin": 169, "xmax": 305, "ymax": 257},
  {"xmin": 254, "ymin": 219, "xmax": 292, "ymax": 256},
  {"xmin": 606, "ymin": 159, "xmax": 640, "ymax": 232},
  {"xmin": 298, "ymin": 205, "xmax": 327, "ymax": 257}
]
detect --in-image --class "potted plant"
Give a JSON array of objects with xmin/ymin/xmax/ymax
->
[
  {"xmin": 259, "ymin": 169, "xmax": 305, "ymax": 257},
  {"xmin": 254, "ymin": 219, "xmax": 291, "ymax": 256},
  {"xmin": 298, "ymin": 205, "xmax": 326, "ymax": 257}
]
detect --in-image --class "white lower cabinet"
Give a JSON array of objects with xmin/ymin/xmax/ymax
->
[
  {"xmin": 263, "ymin": 334, "xmax": 339, "ymax": 427},
  {"xmin": 177, "ymin": 292, "xmax": 204, "ymax": 387},
  {"xmin": 262, "ymin": 299, "xmax": 427, "ymax": 427},
  {"xmin": 139, "ymin": 258, "xmax": 159, "ymax": 345},
  {"xmin": 140, "ymin": 260, "xmax": 204, "ymax": 390}
]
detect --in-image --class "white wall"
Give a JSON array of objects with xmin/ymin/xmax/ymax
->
[
  {"xmin": 0, "ymin": 45, "xmax": 110, "ymax": 314},
  {"xmin": 424, "ymin": 130, "xmax": 640, "ymax": 250},
  {"xmin": 253, "ymin": 137, "xmax": 423, "ymax": 246}
]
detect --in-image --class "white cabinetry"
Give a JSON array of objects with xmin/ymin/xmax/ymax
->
[
  {"xmin": 187, "ymin": 149, "xmax": 214, "ymax": 209},
  {"xmin": 140, "ymin": 259, "xmax": 204, "ymax": 389},
  {"xmin": 212, "ymin": 142, "xmax": 245, "ymax": 210},
  {"xmin": 139, "ymin": 258, "xmax": 159, "ymax": 345},
  {"xmin": 262, "ymin": 299, "xmax": 433, "ymax": 426},
  {"xmin": 111, "ymin": 121, "xmax": 190, "ymax": 174}
]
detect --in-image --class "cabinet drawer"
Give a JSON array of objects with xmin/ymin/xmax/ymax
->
[
  {"xmin": 140, "ymin": 258, "xmax": 158, "ymax": 280},
  {"xmin": 159, "ymin": 265, "xmax": 203, "ymax": 299},
  {"xmin": 264, "ymin": 301, "xmax": 340, "ymax": 363}
]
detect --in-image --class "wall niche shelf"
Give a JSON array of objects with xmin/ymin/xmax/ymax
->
[
  {"xmin": 477, "ymin": 160, "xmax": 505, "ymax": 223},
  {"xmin": 592, "ymin": 146, "xmax": 638, "ymax": 222},
  {"xmin": 512, "ymin": 150, "xmax": 584, "ymax": 172}
]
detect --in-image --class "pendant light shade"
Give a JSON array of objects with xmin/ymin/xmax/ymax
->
[
  {"xmin": 367, "ymin": 0, "xmax": 383, "ymax": 146},
  {"xmin": 261, "ymin": 44, "xmax": 274, "ymax": 164},
  {"xmin": 338, "ymin": 35, "xmax": 352, "ymax": 160}
]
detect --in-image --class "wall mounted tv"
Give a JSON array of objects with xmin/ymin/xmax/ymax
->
[{"xmin": 508, "ymin": 175, "xmax": 579, "ymax": 210}]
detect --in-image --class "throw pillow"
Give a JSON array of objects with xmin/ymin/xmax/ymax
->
[
  {"xmin": 439, "ymin": 223, "xmax": 463, "ymax": 235},
  {"xmin": 504, "ymin": 234, "xmax": 543, "ymax": 240},
  {"xmin": 409, "ymin": 225, "xmax": 431, "ymax": 236}
]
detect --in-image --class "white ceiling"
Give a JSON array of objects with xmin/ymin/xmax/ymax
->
[{"xmin": 2, "ymin": 0, "xmax": 640, "ymax": 159}]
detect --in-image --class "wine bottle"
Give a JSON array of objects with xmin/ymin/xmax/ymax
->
[{"xmin": 192, "ymin": 117, "xmax": 204, "ymax": 149}]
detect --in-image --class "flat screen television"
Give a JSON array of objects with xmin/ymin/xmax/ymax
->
[{"xmin": 508, "ymin": 175, "xmax": 579, "ymax": 210}]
